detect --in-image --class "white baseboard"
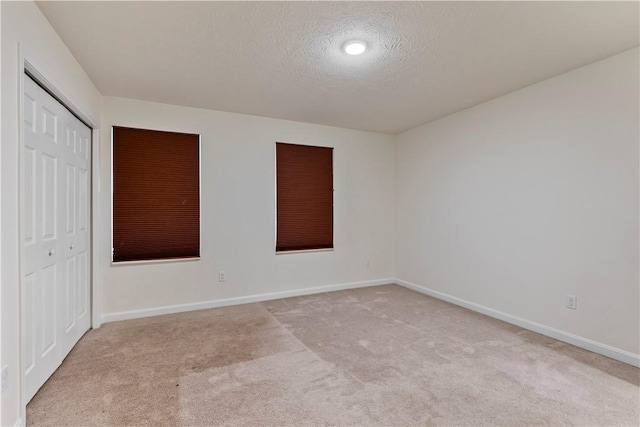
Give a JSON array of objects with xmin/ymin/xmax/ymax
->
[
  {"xmin": 100, "ymin": 277, "xmax": 639, "ymax": 367},
  {"xmin": 102, "ymin": 278, "xmax": 394, "ymax": 324},
  {"xmin": 395, "ymin": 279, "xmax": 640, "ymax": 368},
  {"xmin": 13, "ymin": 418, "xmax": 24, "ymax": 427}
]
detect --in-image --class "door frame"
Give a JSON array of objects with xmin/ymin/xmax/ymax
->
[{"xmin": 17, "ymin": 46, "xmax": 102, "ymax": 421}]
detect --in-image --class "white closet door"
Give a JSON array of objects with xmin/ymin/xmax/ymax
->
[{"xmin": 23, "ymin": 75, "xmax": 91, "ymax": 403}]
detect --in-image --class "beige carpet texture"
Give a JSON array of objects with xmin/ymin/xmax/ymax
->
[{"xmin": 27, "ymin": 285, "xmax": 639, "ymax": 426}]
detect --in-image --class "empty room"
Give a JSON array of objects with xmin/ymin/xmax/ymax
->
[{"xmin": 1, "ymin": 1, "xmax": 639, "ymax": 426}]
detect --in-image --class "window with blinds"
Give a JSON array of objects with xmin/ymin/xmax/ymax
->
[
  {"xmin": 276, "ymin": 142, "xmax": 334, "ymax": 252},
  {"xmin": 112, "ymin": 126, "xmax": 200, "ymax": 262}
]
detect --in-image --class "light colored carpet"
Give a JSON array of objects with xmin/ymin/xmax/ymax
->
[{"xmin": 27, "ymin": 284, "xmax": 639, "ymax": 426}]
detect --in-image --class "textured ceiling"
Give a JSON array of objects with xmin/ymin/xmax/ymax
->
[{"xmin": 37, "ymin": 1, "xmax": 639, "ymax": 134}]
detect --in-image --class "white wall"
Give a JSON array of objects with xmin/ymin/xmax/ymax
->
[
  {"xmin": 395, "ymin": 48, "xmax": 639, "ymax": 357},
  {"xmin": 1, "ymin": 1, "xmax": 102, "ymax": 424},
  {"xmin": 99, "ymin": 97, "xmax": 395, "ymax": 318}
]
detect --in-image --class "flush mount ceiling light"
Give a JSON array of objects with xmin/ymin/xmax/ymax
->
[{"xmin": 343, "ymin": 40, "xmax": 367, "ymax": 55}]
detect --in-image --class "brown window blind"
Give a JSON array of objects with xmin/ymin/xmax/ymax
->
[
  {"xmin": 113, "ymin": 126, "xmax": 200, "ymax": 262},
  {"xmin": 276, "ymin": 142, "xmax": 333, "ymax": 252}
]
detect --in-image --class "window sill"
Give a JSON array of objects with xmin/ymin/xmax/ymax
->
[
  {"xmin": 111, "ymin": 256, "xmax": 201, "ymax": 267},
  {"xmin": 275, "ymin": 248, "xmax": 334, "ymax": 255}
]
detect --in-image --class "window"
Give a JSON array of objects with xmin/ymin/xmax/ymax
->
[
  {"xmin": 112, "ymin": 126, "xmax": 200, "ymax": 262},
  {"xmin": 276, "ymin": 142, "xmax": 333, "ymax": 252}
]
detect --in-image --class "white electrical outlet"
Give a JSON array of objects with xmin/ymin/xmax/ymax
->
[
  {"xmin": 567, "ymin": 295, "xmax": 577, "ymax": 310},
  {"xmin": 1, "ymin": 365, "xmax": 8, "ymax": 394},
  {"xmin": 366, "ymin": 259, "xmax": 371, "ymax": 268},
  {"xmin": 218, "ymin": 271, "xmax": 225, "ymax": 282}
]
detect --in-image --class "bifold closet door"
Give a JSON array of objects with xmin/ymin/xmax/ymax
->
[{"xmin": 23, "ymin": 75, "xmax": 91, "ymax": 403}]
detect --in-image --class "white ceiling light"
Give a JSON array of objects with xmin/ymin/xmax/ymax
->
[{"xmin": 343, "ymin": 40, "xmax": 367, "ymax": 55}]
